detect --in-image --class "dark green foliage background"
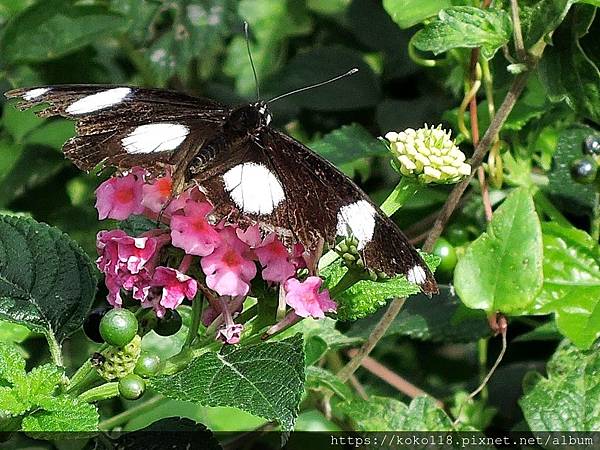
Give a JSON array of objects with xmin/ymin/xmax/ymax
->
[{"xmin": 0, "ymin": 0, "xmax": 598, "ymax": 437}]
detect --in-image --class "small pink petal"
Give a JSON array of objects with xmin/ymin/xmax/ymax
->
[
  {"xmin": 95, "ymin": 172, "xmax": 144, "ymax": 220},
  {"xmin": 284, "ymin": 276, "xmax": 336, "ymax": 319},
  {"xmin": 171, "ymin": 200, "xmax": 220, "ymax": 256}
]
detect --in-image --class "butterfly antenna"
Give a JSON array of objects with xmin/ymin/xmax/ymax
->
[
  {"xmin": 244, "ymin": 21, "xmax": 260, "ymax": 101},
  {"xmin": 267, "ymin": 68, "xmax": 359, "ymax": 104}
]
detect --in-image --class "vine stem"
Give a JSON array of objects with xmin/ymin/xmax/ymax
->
[
  {"xmin": 98, "ymin": 395, "xmax": 168, "ymax": 430},
  {"xmin": 423, "ymin": 71, "xmax": 529, "ymax": 251},
  {"xmin": 337, "ymin": 298, "xmax": 405, "ymax": 382},
  {"xmin": 592, "ymin": 192, "xmax": 600, "ymax": 241}
]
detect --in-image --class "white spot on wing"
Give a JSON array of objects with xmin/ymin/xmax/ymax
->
[
  {"xmin": 336, "ymin": 200, "xmax": 376, "ymax": 250},
  {"xmin": 121, "ymin": 123, "xmax": 189, "ymax": 154},
  {"xmin": 66, "ymin": 87, "xmax": 131, "ymax": 114},
  {"xmin": 407, "ymin": 265, "xmax": 427, "ymax": 285},
  {"xmin": 223, "ymin": 162, "xmax": 285, "ymax": 215},
  {"xmin": 23, "ymin": 88, "xmax": 50, "ymax": 100}
]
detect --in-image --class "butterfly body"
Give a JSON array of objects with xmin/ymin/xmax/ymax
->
[{"xmin": 5, "ymin": 85, "xmax": 438, "ymax": 295}]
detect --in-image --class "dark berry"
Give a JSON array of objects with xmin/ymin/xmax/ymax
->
[
  {"xmin": 154, "ymin": 309, "xmax": 182, "ymax": 337},
  {"xmin": 83, "ymin": 306, "xmax": 110, "ymax": 343},
  {"xmin": 570, "ymin": 157, "xmax": 598, "ymax": 184},
  {"xmin": 583, "ymin": 135, "xmax": 600, "ymax": 156},
  {"xmin": 99, "ymin": 308, "xmax": 138, "ymax": 347},
  {"xmin": 118, "ymin": 374, "xmax": 146, "ymax": 400}
]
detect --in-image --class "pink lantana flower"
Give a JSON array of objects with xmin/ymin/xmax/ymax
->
[
  {"xmin": 201, "ymin": 227, "xmax": 257, "ymax": 297},
  {"xmin": 96, "ymin": 229, "xmax": 127, "ymax": 274},
  {"xmin": 284, "ymin": 276, "xmax": 336, "ymax": 319},
  {"xmin": 148, "ymin": 266, "xmax": 198, "ymax": 317},
  {"xmin": 217, "ymin": 323, "xmax": 243, "ymax": 345},
  {"xmin": 255, "ymin": 234, "xmax": 296, "ymax": 283},
  {"xmin": 235, "ymin": 224, "xmax": 262, "ymax": 248},
  {"xmin": 171, "ymin": 200, "xmax": 221, "ymax": 256},
  {"xmin": 141, "ymin": 174, "xmax": 174, "ymax": 213},
  {"xmin": 114, "ymin": 235, "xmax": 159, "ymax": 274},
  {"xmin": 95, "ymin": 171, "xmax": 144, "ymax": 220}
]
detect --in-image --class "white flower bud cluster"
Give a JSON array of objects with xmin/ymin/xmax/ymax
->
[{"xmin": 385, "ymin": 125, "xmax": 471, "ymax": 184}]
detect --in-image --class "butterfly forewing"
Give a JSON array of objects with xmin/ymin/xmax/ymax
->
[{"xmin": 5, "ymin": 85, "xmax": 228, "ymax": 174}]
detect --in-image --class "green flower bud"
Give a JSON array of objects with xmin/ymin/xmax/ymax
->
[{"xmin": 385, "ymin": 125, "xmax": 471, "ymax": 184}]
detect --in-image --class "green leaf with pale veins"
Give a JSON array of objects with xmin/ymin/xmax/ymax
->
[
  {"xmin": 520, "ymin": 341, "xmax": 600, "ymax": 431},
  {"xmin": 413, "ymin": 6, "xmax": 512, "ymax": 59},
  {"xmin": 454, "ymin": 188, "xmax": 543, "ymax": 315},
  {"xmin": 0, "ymin": 342, "xmax": 26, "ymax": 384},
  {"xmin": 537, "ymin": 5, "xmax": 600, "ymax": 124},
  {"xmin": 305, "ymin": 366, "xmax": 353, "ymax": 401},
  {"xmin": 529, "ymin": 223, "xmax": 600, "ymax": 349},
  {"xmin": 21, "ymin": 395, "xmax": 98, "ymax": 433},
  {"xmin": 323, "ymin": 253, "xmax": 439, "ymax": 321},
  {"xmin": 150, "ymin": 334, "xmax": 305, "ymax": 430},
  {"xmin": 338, "ymin": 396, "xmax": 459, "ymax": 431},
  {"xmin": 0, "ymin": 215, "xmax": 97, "ymax": 344}
]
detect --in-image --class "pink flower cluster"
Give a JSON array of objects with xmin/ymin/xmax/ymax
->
[{"xmin": 94, "ymin": 168, "xmax": 336, "ymax": 331}]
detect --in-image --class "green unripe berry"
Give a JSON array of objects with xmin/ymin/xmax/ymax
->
[
  {"xmin": 118, "ymin": 374, "xmax": 146, "ymax": 400},
  {"xmin": 100, "ymin": 308, "xmax": 138, "ymax": 347},
  {"xmin": 433, "ymin": 238, "xmax": 458, "ymax": 275},
  {"xmin": 570, "ymin": 157, "xmax": 597, "ymax": 184},
  {"xmin": 134, "ymin": 352, "xmax": 162, "ymax": 378}
]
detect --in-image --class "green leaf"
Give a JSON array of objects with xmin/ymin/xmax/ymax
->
[
  {"xmin": 305, "ymin": 366, "xmax": 353, "ymax": 400},
  {"xmin": 310, "ymin": 124, "xmax": 388, "ymax": 177},
  {"xmin": 0, "ymin": 145, "xmax": 68, "ymax": 207},
  {"xmin": 338, "ymin": 396, "xmax": 458, "ymax": 431},
  {"xmin": 24, "ymin": 120, "xmax": 75, "ymax": 151},
  {"xmin": 529, "ymin": 223, "xmax": 600, "ymax": 349},
  {"xmin": 0, "ymin": 342, "xmax": 26, "ymax": 384},
  {"xmin": 520, "ymin": 341, "xmax": 600, "ymax": 431},
  {"xmin": 454, "ymin": 188, "xmax": 543, "ymax": 315},
  {"xmin": 347, "ymin": 285, "xmax": 491, "ymax": 343},
  {"xmin": 383, "ymin": 0, "xmax": 451, "ymax": 29},
  {"xmin": 150, "ymin": 334, "xmax": 305, "ymax": 430},
  {"xmin": 144, "ymin": 0, "xmax": 238, "ymax": 85},
  {"xmin": 413, "ymin": 6, "xmax": 512, "ymax": 59},
  {"xmin": 323, "ymin": 253, "xmax": 439, "ymax": 321},
  {"xmin": 0, "ymin": 215, "xmax": 97, "ymax": 343},
  {"xmin": 270, "ymin": 46, "xmax": 381, "ymax": 111},
  {"xmin": 546, "ymin": 126, "xmax": 598, "ymax": 211},
  {"xmin": 521, "ymin": 0, "xmax": 588, "ymax": 48},
  {"xmin": 537, "ymin": 5, "xmax": 600, "ymax": 124},
  {"xmin": 224, "ymin": 0, "xmax": 312, "ymax": 96},
  {"xmin": 22, "ymin": 365, "xmax": 62, "ymax": 401},
  {"xmin": 21, "ymin": 395, "xmax": 98, "ymax": 433},
  {"xmin": 0, "ymin": 0, "xmax": 127, "ymax": 64},
  {"xmin": 0, "ymin": 320, "xmax": 30, "ymax": 344},
  {"xmin": 1, "ymin": 105, "xmax": 44, "ymax": 143}
]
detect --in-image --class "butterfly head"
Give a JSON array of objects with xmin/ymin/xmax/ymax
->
[{"xmin": 228, "ymin": 101, "xmax": 272, "ymax": 134}]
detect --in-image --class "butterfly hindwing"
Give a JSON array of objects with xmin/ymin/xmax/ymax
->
[
  {"xmin": 5, "ymin": 85, "xmax": 228, "ymax": 174},
  {"xmin": 190, "ymin": 127, "xmax": 437, "ymax": 294}
]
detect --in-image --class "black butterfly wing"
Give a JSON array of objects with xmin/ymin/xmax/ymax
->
[
  {"xmin": 192, "ymin": 128, "xmax": 437, "ymax": 295},
  {"xmin": 4, "ymin": 85, "xmax": 228, "ymax": 175}
]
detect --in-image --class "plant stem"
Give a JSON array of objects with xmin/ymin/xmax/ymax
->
[
  {"xmin": 510, "ymin": 0, "xmax": 527, "ymax": 61},
  {"xmin": 184, "ymin": 295, "xmax": 204, "ymax": 348},
  {"xmin": 45, "ymin": 332, "xmax": 63, "ymax": 368},
  {"xmin": 337, "ymin": 297, "xmax": 405, "ymax": 382},
  {"xmin": 477, "ymin": 338, "xmax": 489, "ymax": 401},
  {"xmin": 78, "ymin": 382, "xmax": 119, "ymax": 403},
  {"xmin": 379, "ymin": 177, "xmax": 421, "ymax": 217},
  {"xmin": 423, "ymin": 71, "xmax": 530, "ymax": 252},
  {"xmin": 98, "ymin": 395, "xmax": 167, "ymax": 430},
  {"xmin": 592, "ymin": 192, "xmax": 600, "ymax": 241}
]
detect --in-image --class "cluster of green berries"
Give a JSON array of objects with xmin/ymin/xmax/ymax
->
[
  {"xmin": 83, "ymin": 306, "xmax": 181, "ymax": 400},
  {"xmin": 570, "ymin": 135, "xmax": 600, "ymax": 184},
  {"xmin": 335, "ymin": 235, "xmax": 388, "ymax": 281}
]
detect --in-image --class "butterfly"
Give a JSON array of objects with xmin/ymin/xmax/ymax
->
[{"xmin": 4, "ymin": 82, "xmax": 438, "ymax": 295}]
